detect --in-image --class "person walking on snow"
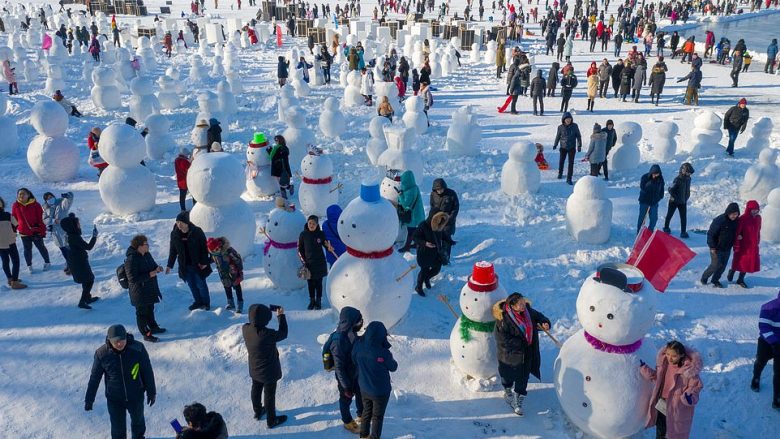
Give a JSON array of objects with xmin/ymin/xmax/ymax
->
[
  {"xmin": 552, "ymin": 112, "xmax": 582, "ymax": 185},
  {"xmin": 724, "ymin": 98, "xmax": 749, "ymax": 156},
  {"xmin": 530, "ymin": 70, "xmax": 545, "ymax": 115},
  {"xmin": 325, "ymin": 306, "xmax": 364, "ymax": 434},
  {"xmin": 701, "ymin": 203, "xmax": 741, "ymax": 288},
  {"xmin": 207, "ymin": 236, "xmax": 245, "ymax": 313},
  {"xmin": 352, "ymin": 321, "xmax": 398, "ymax": 439},
  {"xmin": 61, "ymin": 214, "xmax": 99, "ymax": 309},
  {"xmin": 585, "ymin": 123, "xmax": 607, "ymax": 176},
  {"xmin": 11, "ymin": 188, "xmax": 51, "ymax": 274},
  {"xmin": 42, "ymin": 191, "xmax": 73, "ymax": 275},
  {"xmin": 397, "ymin": 170, "xmax": 425, "ymax": 253},
  {"xmin": 414, "ymin": 212, "xmax": 453, "ymax": 296},
  {"xmin": 166, "ymin": 211, "xmax": 212, "ymax": 310},
  {"xmin": 174, "ymin": 149, "xmax": 194, "ymax": 211},
  {"xmin": 0, "ymin": 197, "xmax": 25, "ymax": 289},
  {"xmin": 765, "ymin": 39, "xmax": 778, "ymax": 74},
  {"xmin": 727, "ymin": 200, "xmax": 761, "ymax": 288},
  {"xmin": 125, "ymin": 235, "xmax": 165, "ymax": 342},
  {"xmin": 663, "ymin": 163, "xmax": 694, "ymax": 239},
  {"xmin": 85, "ymin": 324, "xmax": 156, "ymax": 439},
  {"xmin": 637, "ymin": 165, "xmax": 665, "ymax": 233},
  {"xmin": 752, "ymin": 291, "xmax": 780, "ymax": 410},
  {"xmin": 494, "ymin": 292, "xmax": 551, "ymax": 417},
  {"xmin": 640, "ymin": 341, "xmax": 703, "ymax": 439},
  {"xmin": 297, "ymin": 215, "xmax": 333, "ymax": 310}
]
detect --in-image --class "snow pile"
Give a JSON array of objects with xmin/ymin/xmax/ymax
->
[
  {"xmin": 739, "ymin": 148, "xmax": 780, "ymax": 204},
  {"xmin": 565, "ymin": 176, "xmax": 612, "ymax": 244},
  {"xmin": 26, "ymin": 100, "xmax": 79, "ymax": 182},
  {"xmin": 501, "ymin": 141, "xmax": 541, "ymax": 195}
]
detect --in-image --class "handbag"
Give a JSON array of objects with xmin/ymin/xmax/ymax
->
[
  {"xmin": 654, "ymin": 398, "xmax": 667, "ymax": 416},
  {"xmin": 397, "ymin": 192, "xmax": 418, "ymax": 224},
  {"xmin": 297, "ymin": 265, "xmax": 311, "ymax": 280},
  {"xmin": 198, "ymin": 264, "xmax": 213, "ymax": 279}
]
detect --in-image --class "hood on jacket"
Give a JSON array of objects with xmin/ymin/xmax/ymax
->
[
  {"xmin": 364, "ymin": 321, "xmax": 390, "ymax": 348},
  {"xmin": 535, "ymin": 70, "xmax": 543, "ymax": 78},
  {"xmin": 551, "ymin": 62, "xmax": 560, "ymax": 70},
  {"xmin": 337, "ymin": 306, "xmax": 363, "ymax": 332},
  {"xmin": 680, "ymin": 162, "xmax": 695, "ymax": 175},
  {"xmin": 400, "ymin": 170, "xmax": 418, "ymax": 191},
  {"xmin": 60, "ymin": 213, "xmax": 80, "ymax": 235},
  {"xmin": 655, "ymin": 346, "xmax": 703, "ymax": 380},
  {"xmin": 176, "ymin": 210, "xmax": 191, "ymax": 225},
  {"xmin": 648, "ymin": 164, "xmax": 662, "ymax": 176},
  {"xmin": 492, "ymin": 300, "xmax": 507, "ymax": 321},
  {"xmin": 326, "ymin": 204, "xmax": 343, "ymax": 224},
  {"xmin": 208, "ymin": 118, "xmax": 220, "ymax": 126},
  {"xmin": 561, "ymin": 111, "xmax": 573, "ymax": 124},
  {"xmin": 125, "ymin": 246, "xmax": 140, "ymax": 258},
  {"xmin": 725, "ymin": 202, "xmax": 740, "ymax": 216},
  {"xmin": 744, "ymin": 200, "xmax": 760, "ymax": 214},
  {"xmin": 431, "ymin": 212, "xmax": 450, "ymax": 232},
  {"xmin": 248, "ymin": 304, "xmax": 272, "ymax": 328},
  {"xmin": 431, "ymin": 178, "xmax": 447, "ymax": 191}
]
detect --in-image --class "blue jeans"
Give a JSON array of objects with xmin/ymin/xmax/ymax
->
[
  {"xmin": 637, "ymin": 203, "xmax": 659, "ymax": 233},
  {"xmin": 338, "ymin": 383, "xmax": 364, "ymax": 424},
  {"xmin": 726, "ymin": 127, "xmax": 739, "ymax": 155},
  {"xmin": 614, "ymin": 46, "xmax": 621, "ymax": 57},
  {"xmin": 184, "ymin": 265, "xmax": 210, "ymax": 306}
]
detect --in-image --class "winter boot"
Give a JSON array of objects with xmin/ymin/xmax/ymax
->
[
  {"xmin": 289, "ymin": 184, "xmax": 294, "ymax": 195},
  {"xmin": 87, "ymin": 296, "xmax": 100, "ymax": 303},
  {"xmin": 10, "ymin": 280, "xmax": 27, "ymax": 290},
  {"xmin": 424, "ymin": 278, "xmax": 432, "ymax": 289},
  {"xmin": 267, "ymin": 415, "xmax": 288, "ymax": 429},
  {"xmin": 77, "ymin": 301, "xmax": 92, "ymax": 309},
  {"xmin": 726, "ymin": 270, "xmax": 735, "ymax": 282},
  {"xmin": 662, "ymin": 227, "xmax": 671, "ymax": 234},
  {"xmin": 43, "ymin": 262, "xmax": 51, "ymax": 271},
  {"xmin": 314, "ymin": 297, "xmax": 322, "ymax": 310},
  {"xmin": 307, "ymin": 298, "xmax": 315, "ymax": 310},
  {"xmin": 150, "ymin": 326, "xmax": 167, "ymax": 334},
  {"xmin": 237, "ymin": 300, "xmax": 244, "ymax": 313},
  {"xmin": 773, "ymin": 399, "xmax": 780, "ymax": 410},
  {"xmin": 226, "ymin": 298, "xmax": 236, "ymax": 311},
  {"xmin": 143, "ymin": 332, "xmax": 159, "ymax": 343},
  {"xmin": 712, "ymin": 280, "xmax": 725, "ymax": 288},
  {"xmin": 503, "ymin": 387, "xmax": 514, "ymax": 406},
  {"xmin": 680, "ymin": 231, "xmax": 690, "ymax": 239},
  {"xmin": 750, "ymin": 377, "xmax": 760, "ymax": 392},
  {"xmin": 344, "ymin": 420, "xmax": 360, "ymax": 433},
  {"xmin": 513, "ymin": 393, "xmax": 525, "ymax": 416}
]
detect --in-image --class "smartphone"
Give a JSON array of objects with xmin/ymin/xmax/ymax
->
[
  {"xmin": 269, "ymin": 304, "xmax": 281, "ymax": 312},
  {"xmin": 170, "ymin": 419, "xmax": 183, "ymax": 433}
]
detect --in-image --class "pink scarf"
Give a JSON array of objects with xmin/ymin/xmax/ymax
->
[
  {"xmin": 505, "ymin": 303, "xmax": 533, "ymax": 345},
  {"xmin": 263, "ymin": 238, "xmax": 297, "ymax": 256}
]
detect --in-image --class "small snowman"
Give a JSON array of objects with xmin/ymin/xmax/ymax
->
[
  {"xmin": 402, "ymin": 96, "xmax": 429, "ymax": 135},
  {"xmin": 245, "ymin": 132, "xmax": 278, "ymax": 199},
  {"xmin": 143, "ymin": 114, "xmax": 176, "ymax": 160},
  {"xmin": 23, "ymin": 59, "xmax": 40, "ymax": 84},
  {"xmin": 566, "ymin": 176, "xmax": 612, "ymax": 244},
  {"xmin": 377, "ymin": 123, "xmax": 425, "ymax": 181},
  {"xmin": 298, "ymin": 147, "xmax": 340, "ymax": 218},
  {"xmin": 216, "ymin": 80, "xmax": 237, "ymax": 118},
  {"xmin": 343, "ymin": 71, "xmax": 364, "ymax": 107},
  {"xmin": 135, "ymin": 36, "xmax": 157, "ymax": 71},
  {"xmin": 327, "ymin": 177, "xmax": 414, "ymax": 328},
  {"xmin": 91, "ymin": 67, "xmax": 122, "ymax": 111},
  {"xmin": 366, "ymin": 116, "xmax": 391, "ymax": 165},
  {"xmin": 277, "ymin": 84, "xmax": 300, "ymax": 123},
  {"xmin": 501, "ymin": 141, "xmax": 541, "ymax": 195},
  {"xmin": 157, "ymin": 75, "xmax": 181, "ymax": 110},
  {"xmin": 282, "ymin": 106, "xmax": 315, "ymax": 169},
  {"xmin": 289, "ymin": 65, "xmax": 311, "ymax": 98},
  {"xmin": 609, "ymin": 121, "xmax": 642, "ymax": 172},
  {"xmin": 684, "ymin": 111, "xmax": 723, "ymax": 157},
  {"xmin": 339, "ymin": 63, "xmax": 349, "ymax": 87},
  {"xmin": 319, "ymin": 97, "xmax": 347, "ymax": 139},
  {"xmin": 189, "ymin": 54, "xmax": 209, "ymax": 84},
  {"xmin": 188, "ymin": 152, "xmax": 256, "ymax": 257},
  {"xmin": 744, "ymin": 117, "xmax": 774, "ymax": 154},
  {"xmin": 129, "ymin": 76, "xmax": 161, "ymax": 123},
  {"xmin": 0, "ymin": 92, "xmax": 19, "ymax": 158},
  {"xmin": 98, "ymin": 123, "xmax": 156, "ymax": 215},
  {"xmin": 483, "ymin": 40, "xmax": 497, "ymax": 64},
  {"xmin": 652, "ymin": 121, "xmax": 679, "ymax": 162},
  {"xmin": 739, "ymin": 148, "xmax": 780, "ymax": 204},
  {"xmin": 448, "ymin": 261, "xmax": 506, "ymax": 380},
  {"xmin": 210, "ymin": 54, "xmax": 225, "ymax": 77},
  {"xmin": 44, "ymin": 64, "xmax": 65, "ymax": 95},
  {"xmin": 470, "ymin": 42, "xmax": 481, "ymax": 63},
  {"xmin": 197, "ymin": 91, "xmax": 222, "ymax": 123},
  {"xmin": 761, "ymin": 188, "xmax": 780, "ymax": 243},
  {"xmin": 263, "ymin": 199, "xmax": 307, "ymax": 290},
  {"xmin": 27, "ymin": 100, "xmax": 79, "ymax": 182},
  {"xmin": 446, "ymin": 106, "xmax": 481, "ymax": 156}
]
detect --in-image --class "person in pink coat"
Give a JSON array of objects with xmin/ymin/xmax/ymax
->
[
  {"xmin": 728, "ymin": 199, "xmax": 761, "ymax": 288},
  {"xmin": 640, "ymin": 341, "xmax": 703, "ymax": 439}
]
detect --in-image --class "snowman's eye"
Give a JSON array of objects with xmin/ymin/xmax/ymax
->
[
  {"xmin": 351, "ymin": 223, "xmax": 356, "ymax": 228},
  {"xmin": 274, "ymin": 222, "xmax": 278, "ymax": 226},
  {"xmin": 340, "ymin": 220, "xmax": 344, "ymax": 224},
  {"xmin": 589, "ymin": 306, "xmax": 595, "ymax": 312},
  {"xmin": 607, "ymin": 313, "xmax": 614, "ymax": 320},
  {"xmin": 474, "ymin": 297, "xmax": 478, "ymax": 301}
]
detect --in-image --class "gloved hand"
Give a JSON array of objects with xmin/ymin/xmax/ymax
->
[
  {"xmin": 684, "ymin": 393, "xmax": 693, "ymax": 405},
  {"xmin": 577, "ymin": 147, "xmax": 582, "ymax": 153},
  {"xmin": 147, "ymin": 394, "xmax": 156, "ymax": 407},
  {"xmin": 85, "ymin": 402, "xmax": 93, "ymax": 411},
  {"xmin": 344, "ymin": 390, "xmax": 354, "ymax": 399},
  {"xmin": 552, "ymin": 145, "xmax": 557, "ymax": 150},
  {"xmin": 92, "ymin": 225, "xmax": 98, "ymax": 237},
  {"xmin": 639, "ymin": 359, "xmax": 646, "ymax": 367}
]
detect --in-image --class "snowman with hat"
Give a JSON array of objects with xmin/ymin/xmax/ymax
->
[{"xmin": 245, "ymin": 132, "xmax": 278, "ymax": 199}]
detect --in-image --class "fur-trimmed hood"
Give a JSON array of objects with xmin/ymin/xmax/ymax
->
[
  {"xmin": 492, "ymin": 298, "xmax": 534, "ymax": 321},
  {"xmin": 655, "ymin": 346, "xmax": 703, "ymax": 380}
]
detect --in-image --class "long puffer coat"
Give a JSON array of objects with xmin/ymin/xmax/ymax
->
[
  {"xmin": 620, "ymin": 65, "xmax": 634, "ymax": 95},
  {"xmin": 398, "ymin": 170, "xmax": 425, "ymax": 227},
  {"xmin": 648, "ymin": 64, "xmax": 667, "ymax": 95},
  {"xmin": 731, "ymin": 200, "xmax": 761, "ymax": 273},
  {"xmin": 493, "ymin": 300, "xmax": 550, "ymax": 381},
  {"xmin": 60, "ymin": 215, "xmax": 96, "ymax": 285},
  {"xmin": 297, "ymin": 226, "xmax": 328, "ymax": 280},
  {"xmin": 125, "ymin": 246, "xmax": 162, "ymax": 307},
  {"xmin": 242, "ymin": 304, "xmax": 288, "ymax": 384}
]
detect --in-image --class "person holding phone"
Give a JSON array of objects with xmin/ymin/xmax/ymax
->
[
  {"xmin": 242, "ymin": 304, "xmax": 288, "ymax": 429},
  {"xmin": 174, "ymin": 402, "xmax": 228, "ymax": 438},
  {"xmin": 125, "ymin": 235, "xmax": 165, "ymax": 343},
  {"xmin": 11, "ymin": 188, "xmax": 51, "ymax": 274},
  {"xmin": 60, "ymin": 213, "xmax": 99, "ymax": 309}
]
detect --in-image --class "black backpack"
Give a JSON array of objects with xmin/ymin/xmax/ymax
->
[{"xmin": 116, "ymin": 262, "xmax": 129, "ymax": 289}]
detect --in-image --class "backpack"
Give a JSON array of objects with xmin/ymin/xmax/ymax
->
[
  {"xmin": 322, "ymin": 332, "xmax": 340, "ymax": 372},
  {"xmin": 116, "ymin": 262, "xmax": 129, "ymax": 289}
]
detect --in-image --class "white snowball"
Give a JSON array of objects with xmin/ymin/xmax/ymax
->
[
  {"xmin": 739, "ymin": 148, "xmax": 780, "ymax": 204},
  {"xmin": 762, "ymin": 188, "xmax": 780, "ymax": 243},
  {"xmin": 99, "ymin": 123, "xmax": 147, "ymax": 167},
  {"xmin": 30, "ymin": 100, "xmax": 68, "ymax": 137},
  {"xmin": 744, "ymin": 117, "xmax": 774, "ymax": 154},
  {"xmin": 187, "ymin": 152, "xmax": 246, "ymax": 207},
  {"xmin": 27, "ymin": 135, "xmax": 79, "ymax": 182},
  {"xmin": 377, "ymin": 123, "xmax": 425, "ymax": 181},
  {"xmin": 501, "ymin": 142, "xmax": 540, "ymax": 195},
  {"xmin": 366, "ymin": 116, "xmax": 391, "ymax": 165},
  {"xmin": 565, "ymin": 176, "xmax": 612, "ymax": 244},
  {"xmin": 319, "ymin": 97, "xmax": 347, "ymax": 139},
  {"xmin": 610, "ymin": 122, "xmax": 642, "ymax": 171},
  {"xmin": 652, "ymin": 121, "xmax": 678, "ymax": 162},
  {"xmin": 402, "ymin": 96, "xmax": 428, "ymax": 135},
  {"xmin": 99, "ymin": 166, "xmax": 156, "ymax": 215},
  {"xmin": 190, "ymin": 201, "xmax": 256, "ymax": 257}
]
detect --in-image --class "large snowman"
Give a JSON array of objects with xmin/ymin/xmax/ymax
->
[
  {"xmin": 245, "ymin": 132, "xmax": 278, "ymax": 199},
  {"xmin": 98, "ymin": 123, "xmax": 157, "ymax": 215},
  {"xmin": 554, "ymin": 264, "xmax": 657, "ymax": 439},
  {"xmin": 263, "ymin": 200, "xmax": 307, "ymax": 290},
  {"xmin": 449, "ymin": 261, "xmax": 506, "ymax": 380},
  {"xmin": 298, "ymin": 147, "xmax": 340, "ymax": 218},
  {"xmin": 327, "ymin": 178, "xmax": 414, "ymax": 328}
]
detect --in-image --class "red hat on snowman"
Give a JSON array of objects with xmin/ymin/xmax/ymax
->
[{"xmin": 468, "ymin": 261, "xmax": 499, "ymax": 292}]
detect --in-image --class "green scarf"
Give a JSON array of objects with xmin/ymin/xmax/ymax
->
[
  {"xmin": 267, "ymin": 143, "xmax": 281, "ymax": 160},
  {"xmin": 459, "ymin": 314, "xmax": 495, "ymax": 342}
]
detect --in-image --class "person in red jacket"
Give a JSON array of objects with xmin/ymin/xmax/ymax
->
[
  {"xmin": 728, "ymin": 199, "xmax": 761, "ymax": 288},
  {"xmin": 174, "ymin": 149, "xmax": 194, "ymax": 212},
  {"xmin": 394, "ymin": 75, "xmax": 406, "ymax": 103},
  {"xmin": 586, "ymin": 61, "xmax": 598, "ymax": 77},
  {"xmin": 87, "ymin": 127, "xmax": 108, "ymax": 177},
  {"xmin": 11, "ymin": 188, "xmax": 50, "ymax": 274}
]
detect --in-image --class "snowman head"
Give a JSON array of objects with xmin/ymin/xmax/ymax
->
[
  {"xmin": 144, "ymin": 114, "xmax": 170, "ymax": 134},
  {"xmin": 165, "ymin": 66, "xmax": 181, "ymax": 80},
  {"xmin": 460, "ymin": 261, "xmax": 508, "ymax": 322},
  {"xmin": 286, "ymin": 106, "xmax": 306, "ymax": 128},
  {"xmin": 383, "ymin": 123, "xmax": 415, "ymax": 152},
  {"xmin": 30, "ymin": 100, "xmax": 69, "ymax": 137},
  {"xmin": 301, "ymin": 150, "xmax": 333, "ymax": 179},
  {"xmin": 99, "ymin": 123, "xmax": 147, "ymax": 167},
  {"xmin": 130, "ymin": 76, "xmax": 154, "ymax": 96},
  {"xmin": 324, "ymin": 97, "xmax": 340, "ymax": 112},
  {"xmin": 508, "ymin": 141, "xmax": 537, "ymax": 163},
  {"xmin": 187, "ymin": 152, "xmax": 245, "ymax": 207},
  {"xmin": 769, "ymin": 188, "xmax": 780, "ymax": 208},
  {"xmin": 404, "ymin": 95, "xmax": 423, "ymax": 113},
  {"xmin": 338, "ymin": 176, "xmax": 399, "ymax": 252},
  {"xmin": 369, "ymin": 116, "xmax": 391, "ymax": 139},
  {"xmin": 265, "ymin": 204, "xmax": 306, "ymax": 243},
  {"xmin": 217, "ymin": 80, "xmax": 231, "ymax": 94},
  {"xmin": 247, "ymin": 132, "xmax": 270, "ymax": 164},
  {"xmin": 753, "ymin": 117, "xmax": 773, "ymax": 132},
  {"xmin": 694, "ymin": 110, "xmax": 722, "ymax": 131},
  {"xmin": 617, "ymin": 121, "xmax": 642, "ymax": 146},
  {"xmin": 197, "ymin": 91, "xmax": 219, "ymax": 113},
  {"xmin": 280, "ymin": 84, "xmax": 296, "ymax": 101},
  {"xmin": 576, "ymin": 264, "xmax": 657, "ymax": 346},
  {"xmin": 656, "ymin": 121, "xmax": 679, "ymax": 138},
  {"xmin": 758, "ymin": 148, "xmax": 778, "ymax": 166},
  {"xmin": 190, "ymin": 54, "xmax": 204, "ymax": 67},
  {"xmin": 572, "ymin": 176, "xmax": 607, "ymax": 201},
  {"xmin": 157, "ymin": 74, "xmax": 176, "ymax": 90}
]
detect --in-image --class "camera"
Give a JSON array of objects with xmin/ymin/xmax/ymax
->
[{"xmin": 269, "ymin": 304, "xmax": 281, "ymax": 311}]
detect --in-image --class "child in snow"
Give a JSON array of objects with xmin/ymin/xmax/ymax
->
[
  {"xmin": 277, "ymin": 55, "xmax": 289, "ymax": 87},
  {"xmin": 53, "ymin": 90, "xmax": 82, "ymax": 117},
  {"xmin": 377, "ymin": 96, "xmax": 394, "ymax": 121},
  {"xmin": 0, "ymin": 197, "xmax": 25, "ymax": 289},
  {"xmin": 394, "ymin": 75, "xmax": 406, "ymax": 103},
  {"xmin": 411, "ymin": 68, "xmax": 421, "ymax": 95},
  {"xmin": 534, "ymin": 143, "xmax": 549, "ymax": 170},
  {"xmin": 60, "ymin": 213, "xmax": 99, "ymax": 309},
  {"xmin": 207, "ymin": 237, "xmax": 244, "ymax": 313},
  {"xmin": 42, "ymin": 192, "xmax": 73, "ymax": 275},
  {"xmin": 86, "ymin": 127, "xmax": 108, "ymax": 177},
  {"xmin": 742, "ymin": 51, "xmax": 752, "ymax": 72},
  {"xmin": 2, "ymin": 59, "xmax": 18, "ymax": 95},
  {"xmin": 268, "ymin": 135, "xmax": 294, "ymax": 199},
  {"xmin": 420, "ymin": 82, "xmax": 433, "ymax": 127}
]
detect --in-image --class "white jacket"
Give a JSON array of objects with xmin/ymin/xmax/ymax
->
[{"xmin": 360, "ymin": 71, "xmax": 375, "ymax": 96}]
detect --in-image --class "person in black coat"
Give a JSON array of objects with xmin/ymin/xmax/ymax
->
[
  {"xmin": 428, "ymin": 178, "xmax": 459, "ymax": 236},
  {"xmin": 297, "ymin": 215, "xmax": 334, "ymax": 310},
  {"xmin": 414, "ymin": 212, "xmax": 454, "ymax": 297},
  {"xmin": 177, "ymin": 402, "xmax": 228, "ymax": 439},
  {"xmin": 724, "ymin": 98, "xmax": 750, "ymax": 156},
  {"xmin": 352, "ymin": 321, "xmax": 398, "ymax": 439},
  {"xmin": 206, "ymin": 118, "xmax": 222, "ymax": 150},
  {"xmin": 60, "ymin": 213, "xmax": 98, "ymax": 309},
  {"xmin": 546, "ymin": 62, "xmax": 559, "ymax": 97},
  {"xmin": 242, "ymin": 304, "xmax": 288, "ymax": 429},
  {"xmin": 619, "ymin": 62, "xmax": 634, "ymax": 101},
  {"xmin": 327, "ymin": 306, "xmax": 364, "ymax": 433},
  {"xmin": 611, "ymin": 59, "xmax": 624, "ymax": 98},
  {"xmin": 552, "ymin": 111, "xmax": 582, "ymax": 185},
  {"xmin": 701, "ymin": 203, "xmax": 741, "ymax": 288},
  {"xmin": 493, "ymin": 292, "xmax": 551, "ymax": 416},
  {"xmin": 277, "ymin": 56, "xmax": 289, "ymax": 87},
  {"xmin": 637, "ymin": 164, "xmax": 665, "ymax": 233},
  {"xmin": 556, "ymin": 33, "xmax": 566, "ymax": 61},
  {"xmin": 559, "ymin": 70, "xmax": 577, "ymax": 113},
  {"xmin": 267, "ymin": 135, "xmax": 293, "ymax": 199},
  {"xmin": 600, "ymin": 119, "xmax": 617, "ymax": 180},
  {"xmin": 530, "ymin": 70, "xmax": 545, "ymax": 116},
  {"xmin": 663, "ymin": 163, "xmax": 694, "ymax": 238},
  {"xmin": 125, "ymin": 235, "xmax": 164, "ymax": 343},
  {"xmin": 85, "ymin": 324, "xmax": 156, "ymax": 439},
  {"xmin": 166, "ymin": 211, "xmax": 211, "ymax": 311}
]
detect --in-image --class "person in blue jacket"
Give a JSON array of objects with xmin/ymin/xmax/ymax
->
[
  {"xmin": 328, "ymin": 306, "xmax": 364, "ymax": 433},
  {"xmin": 322, "ymin": 204, "xmax": 345, "ymax": 267},
  {"xmin": 637, "ymin": 164, "xmax": 665, "ymax": 233},
  {"xmin": 397, "ymin": 170, "xmax": 425, "ymax": 253},
  {"xmin": 765, "ymin": 38, "xmax": 778, "ymax": 74},
  {"xmin": 352, "ymin": 321, "xmax": 398, "ymax": 439}
]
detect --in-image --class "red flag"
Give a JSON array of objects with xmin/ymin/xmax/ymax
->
[
  {"xmin": 627, "ymin": 227, "xmax": 696, "ymax": 292},
  {"xmin": 497, "ymin": 95, "xmax": 512, "ymax": 113},
  {"xmin": 276, "ymin": 25, "xmax": 283, "ymax": 47}
]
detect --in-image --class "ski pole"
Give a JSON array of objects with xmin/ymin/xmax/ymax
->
[
  {"xmin": 395, "ymin": 264, "xmax": 418, "ymax": 282},
  {"xmin": 329, "ymin": 183, "xmax": 344, "ymax": 193},
  {"xmin": 436, "ymin": 294, "xmax": 460, "ymax": 319}
]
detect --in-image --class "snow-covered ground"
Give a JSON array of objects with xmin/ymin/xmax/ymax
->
[{"xmin": 1, "ymin": 1, "xmax": 780, "ymax": 438}]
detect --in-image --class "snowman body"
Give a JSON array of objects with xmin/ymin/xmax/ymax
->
[
  {"xmin": 343, "ymin": 71, "xmax": 364, "ymax": 107},
  {"xmin": 554, "ymin": 266, "xmax": 657, "ymax": 439},
  {"xmin": 263, "ymin": 207, "xmax": 307, "ymax": 290},
  {"xmin": 44, "ymin": 64, "xmax": 65, "ymax": 95},
  {"xmin": 366, "ymin": 116, "xmax": 391, "ymax": 165},
  {"xmin": 744, "ymin": 117, "xmax": 773, "ymax": 154},
  {"xmin": 246, "ymin": 144, "xmax": 277, "ymax": 198},
  {"xmin": 26, "ymin": 101, "xmax": 79, "ymax": 182},
  {"xmin": 327, "ymin": 182, "xmax": 413, "ymax": 328},
  {"xmin": 566, "ymin": 176, "xmax": 612, "ymax": 244},
  {"xmin": 446, "ymin": 106, "xmax": 481, "ymax": 156},
  {"xmin": 501, "ymin": 142, "xmax": 541, "ymax": 195},
  {"xmin": 610, "ymin": 122, "xmax": 642, "ymax": 172},
  {"xmin": 377, "ymin": 124, "xmax": 424, "ymax": 181},
  {"xmin": 762, "ymin": 189, "xmax": 780, "ymax": 243},
  {"xmin": 282, "ymin": 106, "xmax": 315, "ymax": 169},
  {"xmin": 470, "ymin": 43, "xmax": 480, "ymax": 63},
  {"xmin": 98, "ymin": 123, "xmax": 156, "ymax": 215},
  {"xmin": 685, "ymin": 111, "xmax": 723, "ymax": 157},
  {"xmin": 217, "ymin": 80, "xmax": 237, "ymax": 118},
  {"xmin": 299, "ymin": 153, "xmax": 339, "ymax": 218},
  {"xmin": 157, "ymin": 75, "xmax": 181, "ymax": 110}
]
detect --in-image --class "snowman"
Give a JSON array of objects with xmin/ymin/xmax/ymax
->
[
  {"xmin": 449, "ymin": 261, "xmax": 506, "ymax": 380},
  {"xmin": 245, "ymin": 132, "xmax": 278, "ymax": 199},
  {"xmin": 339, "ymin": 63, "xmax": 349, "ymax": 87},
  {"xmin": 157, "ymin": 74, "xmax": 181, "ymax": 110},
  {"xmin": 343, "ymin": 71, "xmax": 364, "ymax": 107},
  {"xmin": 566, "ymin": 176, "xmax": 612, "ymax": 244},
  {"xmin": 189, "ymin": 55, "xmax": 209, "ymax": 84},
  {"xmin": 91, "ymin": 67, "xmax": 122, "ymax": 111},
  {"xmin": 44, "ymin": 64, "xmax": 65, "ymax": 95},
  {"xmin": 135, "ymin": 36, "xmax": 157, "ymax": 71},
  {"xmin": 744, "ymin": 117, "xmax": 774, "ymax": 154},
  {"xmin": 609, "ymin": 121, "xmax": 642, "ymax": 172},
  {"xmin": 282, "ymin": 106, "xmax": 315, "ymax": 169},
  {"xmin": 129, "ymin": 76, "xmax": 161, "ymax": 123},
  {"xmin": 26, "ymin": 100, "xmax": 79, "ymax": 182},
  {"xmin": 298, "ymin": 147, "xmax": 340, "ymax": 218},
  {"xmin": 652, "ymin": 121, "xmax": 679, "ymax": 162},
  {"xmin": 263, "ymin": 200, "xmax": 307, "ymax": 290},
  {"xmin": 210, "ymin": 55, "xmax": 225, "ymax": 77},
  {"xmin": 289, "ymin": 65, "xmax": 311, "ymax": 98},
  {"xmin": 483, "ymin": 40, "xmax": 497, "ymax": 64},
  {"xmin": 377, "ymin": 123, "xmax": 425, "ymax": 181},
  {"xmin": 188, "ymin": 152, "xmax": 256, "ymax": 257},
  {"xmin": 216, "ymin": 80, "xmax": 237, "ymax": 119},
  {"xmin": 144, "ymin": 114, "xmax": 176, "ymax": 160},
  {"xmin": 366, "ymin": 116, "xmax": 391, "ymax": 165},
  {"xmin": 739, "ymin": 148, "xmax": 780, "ymax": 204},
  {"xmin": 501, "ymin": 141, "xmax": 541, "ymax": 195},
  {"xmin": 98, "ymin": 123, "xmax": 156, "ymax": 215},
  {"xmin": 0, "ymin": 92, "xmax": 19, "ymax": 158},
  {"xmin": 319, "ymin": 97, "xmax": 346, "ymax": 139},
  {"xmin": 379, "ymin": 169, "xmax": 407, "ymax": 243},
  {"xmin": 327, "ymin": 177, "xmax": 414, "ymax": 328},
  {"xmin": 762, "ymin": 188, "xmax": 780, "ymax": 243},
  {"xmin": 446, "ymin": 106, "xmax": 481, "ymax": 156},
  {"xmin": 470, "ymin": 42, "xmax": 481, "ymax": 63},
  {"xmin": 683, "ymin": 111, "xmax": 723, "ymax": 157},
  {"xmin": 402, "ymin": 96, "xmax": 429, "ymax": 135},
  {"xmin": 278, "ymin": 84, "xmax": 300, "ymax": 123},
  {"xmin": 554, "ymin": 264, "xmax": 658, "ymax": 439}
]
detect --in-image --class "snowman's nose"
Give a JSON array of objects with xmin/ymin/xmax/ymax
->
[{"xmin": 598, "ymin": 323, "xmax": 603, "ymax": 328}]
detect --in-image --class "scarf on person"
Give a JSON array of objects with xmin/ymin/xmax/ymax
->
[{"xmin": 505, "ymin": 302, "xmax": 533, "ymax": 345}]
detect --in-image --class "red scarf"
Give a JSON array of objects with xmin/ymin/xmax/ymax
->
[
  {"xmin": 505, "ymin": 303, "xmax": 533, "ymax": 345},
  {"xmin": 346, "ymin": 246, "xmax": 393, "ymax": 259},
  {"xmin": 302, "ymin": 176, "xmax": 333, "ymax": 185}
]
